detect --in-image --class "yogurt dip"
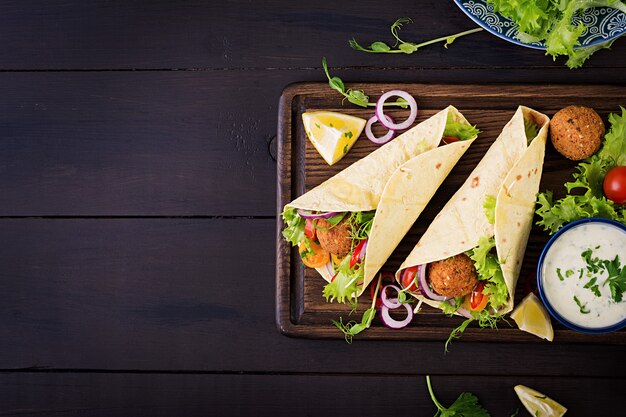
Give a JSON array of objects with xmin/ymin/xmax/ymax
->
[{"xmin": 539, "ymin": 220, "xmax": 626, "ymax": 331}]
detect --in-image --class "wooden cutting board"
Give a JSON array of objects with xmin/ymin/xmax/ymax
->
[{"xmin": 276, "ymin": 82, "xmax": 626, "ymax": 344}]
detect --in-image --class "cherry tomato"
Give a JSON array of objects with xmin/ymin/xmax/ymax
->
[
  {"xmin": 298, "ymin": 241, "xmax": 330, "ymax": 268},
  {"xmin": 441, "ymin": 136, "xmax": 459, "ymax": 145},
  {"xmin": 304, "ymin": 219, "xmax": 317, "ymax": 240},
  {"xmin": 469, "ymin": 281, "xmax": 490, "ymax": 311},
  {"xmin": 603, "ymin": 166, "xmax": 626, "ymax": 204},
  {"xmin": 401, "ymin": 266, "xmax": 419, "ymax": 292},
  {"xmin": 350, "ymin": 240, "xmax": 367, "ymax": 269}
]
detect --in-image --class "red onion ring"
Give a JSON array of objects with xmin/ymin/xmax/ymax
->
[
  {"xmin": 375, "ymin": 90, "xmax": 418, "ymax": 131},
  {"xmin": 323, "ymin": 260, "xmax": 335, "ymax": 278},
  {"xmin": 365, "ymin": 114, "xmax": 396, "ymax": 145},
  {"xmin": 381, "ymin": 300, "xmax": 414, "ymax": 329},
  {"xmin": 380, "ymin": 284, "xmax": 402, "ymax": 309},
  {"xmin": 417, "ymin": 264, "xmax": 449, "ymax": 302},
  {"xmin": 457, "ymin": 307, "xmax": 473, "ymax": 319},
  {"xmin": 447, "ymin": 298, "xmax": 473, "ymax": 319},
  {"xmin": 297, "ymin": 209, "xmax": 340, "ymax": 220}
]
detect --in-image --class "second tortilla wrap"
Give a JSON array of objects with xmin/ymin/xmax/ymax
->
[{"xmin": 396, "ymin": 106, "xmax": 550, "ymax": 314}]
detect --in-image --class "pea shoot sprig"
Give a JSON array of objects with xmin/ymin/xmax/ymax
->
[
  {"xmin": 322, "ymin": 57, "xmax": 407, "ymax": 108},
  {"xmin": 349, "ymin": 17, "xmax": 483, "ymax": 55}
]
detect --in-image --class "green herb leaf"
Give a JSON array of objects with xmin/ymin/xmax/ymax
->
[
  {"xmin": 573, "ymin": 295, "xmax": 590, "ymax": 314},
  {"xmin": 426, "ymin": 375, "xmax": 491, "ymax": 417},
  {"xmin": 445, "ymin": 318, "xmax": 473, "ymax": 353},
  {"xmin": 370, "ymin": 41, "xmax": 391, "ymax": 52}
]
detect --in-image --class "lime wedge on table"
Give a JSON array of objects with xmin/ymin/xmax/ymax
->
[
  {"xmin": 302, "ymin": 111, "xmax": 366, "ymax": 165},
  {"xmin": 515, "ymin": 385, "xmax": 567, "ymax": 417},
  {"xmin": 510, "ymin": 292, "xmax": 554, "ymax": 341}
]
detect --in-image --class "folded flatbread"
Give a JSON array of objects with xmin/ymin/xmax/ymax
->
[
  {"xmin": 396, "ymin": 106, "xmax": 550, "ymax": 314},
  {"xmin": 285, "ymin": 106, "xmax": 477, "ymax": 298}
]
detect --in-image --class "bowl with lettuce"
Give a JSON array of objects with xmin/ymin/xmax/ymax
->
[{"xmin": 454, "ymin": 0, "xmax": 626, "ymax": 68}]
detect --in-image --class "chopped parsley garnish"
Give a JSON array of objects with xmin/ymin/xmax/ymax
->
[
  {"xmin": 556, "ymin": 268, "xmax": 565, "ymax": 281},
  {"xmin": 573, "ymin": 295, "xmax": 590, "ymax": 314},
  {"xmin": 583, "ymin": 277, "xmax": 601, "ymax": 297}
]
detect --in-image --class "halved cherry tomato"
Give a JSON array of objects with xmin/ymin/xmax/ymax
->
[
  {"xmin": 298, "ymin": 241, "xmax": 330, "ymax": 268},
  {"xmin": 603, "ymin": 166, "xmax": 626, "ymax": 204},
  {"xmin": 350, "ymin": 240, "xmax": 367, "ymax": 269},
  {"xmin": 304, "ymin": 218, "xmax": 317, "ymax": 240},
  {"xmin": 469, "ymin": 281, "xmax": 490, "ymax": 311},
  {"xmin": 442, "ymin": 136, "xmax": 459, "ymax": 145},
  {"xmin": 401, "ymin": 266, "xmax": 419, "ymax": 292}
]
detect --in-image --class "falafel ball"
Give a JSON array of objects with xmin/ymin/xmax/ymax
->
[
  {"xmin": 428, "ymin": 253, "xmax": 478, "ymax": 298},
  {"xmin": 316, "ymin": 218, "xmax": 353, "ymax": 258},
  {"xmin": 550, "ymin": 106, "xmax": 605, "ymax": 161}
]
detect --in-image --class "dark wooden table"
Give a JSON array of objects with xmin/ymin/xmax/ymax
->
[{"xmin": 1, "ymin": 1, "xmax": 625, "ymax": 416}]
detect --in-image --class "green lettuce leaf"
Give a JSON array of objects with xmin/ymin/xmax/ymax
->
[
  {"xmin": 443, "ymin": 113, "xmax": 480, "ymax": 141},
  {"xmin": 323, "ymin": 255, "xmax": 361, "ymax": 305},
  {"xmin": 598, "ymin": 106, "xmax": 626, "ymax": 166},
  {"xmin": 483, "ymin": 195, "xmax": 497, "ymax": 225},
  {"xmin": 281, "ymin": 207, "xmax": 305, "ymax": 247},
  {"xmin": 468, "ymin": 236, "xmax": 509, "ymax": 311}
]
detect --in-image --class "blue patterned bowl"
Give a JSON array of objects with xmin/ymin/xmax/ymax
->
[{"xmin": 454, "ymin": 0, "xmax": 626, "ymax": 50}]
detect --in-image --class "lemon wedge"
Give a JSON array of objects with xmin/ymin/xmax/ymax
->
[
  {"xmin": 302, "ymin": 111, "xmax": 366, "ymax": 165},
  {"xmin": 510, "ymin": 292, "xmax": 554, "ymax": 341},
  {"xmin": 514, "ymin": 385, "xmax": 567, "ymax": 417}
]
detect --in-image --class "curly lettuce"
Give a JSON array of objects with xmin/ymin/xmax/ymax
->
[
  {"xmin": 469, "ymin": 236, "xmax": 509, "ymax": 311},
  {"xmin": 443, "ymin": 113, "xmax": 480, "ymax": 141},
  {"xmin": 487, "ymin": 0, "xmax": 626, "ymax": 68},
  {"xmin": 536, "ymin": 107, "xmax": 626, "ymax": 234}
]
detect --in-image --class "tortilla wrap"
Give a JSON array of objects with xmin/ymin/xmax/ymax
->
[
  {"xmin": 285, "ymin": 106, "xmax": 477, "ymax": 295},
  {"xmin": 396, "ymin": 106, "xmax": 549, "ymax": 314}
]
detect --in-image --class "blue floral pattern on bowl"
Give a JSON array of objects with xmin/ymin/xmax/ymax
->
[{"xmin": 454, "ymin": 0, "xmax": 626, "ymax": 50}]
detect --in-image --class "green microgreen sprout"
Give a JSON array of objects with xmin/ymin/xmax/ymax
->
[
  {"xmin": 349, "ymin": 17, "xmax": 483, "ymax": 55},
  {"xmin": 322, "ymin": 57, "xmax": 408, "ymax": 108}
]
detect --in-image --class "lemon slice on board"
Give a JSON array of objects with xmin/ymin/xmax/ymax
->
[
  {"xmin": 510, "ymin": 292, "xmax": 554, "ymax": 341},
  {"xmin": 302, "ymin": 111, "xmax": 366, "ymax": 165},
  {"xmin": 514, "ymin": 385, "xmax": 567, "ymax": 417}
]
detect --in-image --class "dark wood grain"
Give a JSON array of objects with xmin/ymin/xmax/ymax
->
[
  {"xmin": 277, "ymin": 82, "xmax": 626, "ymax": 342},
  {"xmin": 4, "ymin": 218, "xmax": 626, "ymax": 376},
  {"xmin": 0, "ymin": 373, "xmax": 616, "ymax": 417},
  {"xmin": 2, "ymin": 0, "xmax": 626, "ymax": 70}
]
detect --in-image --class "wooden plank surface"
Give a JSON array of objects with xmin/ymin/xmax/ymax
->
[
  {"xmin": 3, "ymin": 218, "xmax": 626, "ymax": 378},
  {"xmin": 2, "ymin": 0, "xmax": 626, "ymax": 70},
  {"xmin": 0, "ymin": 373, "xmax": 615, "ymax": 417},
  {"xmin": 277, "ymin": 82, "xmax": 626, "ymax": 342}
]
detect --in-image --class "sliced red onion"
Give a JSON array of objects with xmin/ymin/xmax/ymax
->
[
  {"xmin": 323, "ymin": 260, "xmax": 335, "ymax": 278},
  {"xmin": 446, "ymin": 298, "xmax": 473, "ymax": 319},
  {"xmin": 381, "ymin": 300, "xmax": 414, "ymax": 329},
  {"xmin": 456, "ymin": 307, "xmax": 473, "ymax": 319},
  {"xmin": 365, "ymin": 114, "xmax": 396, "ymax": 145},
  {"xmin": 417, "ymin": 264, "xmax": 449, "ymax": 302},
  {"xmin": 375, "ymin": 90, "xmax": 418, "ymax": 131},
  {"xmin": 380, "ymin": 284, "xmax": 402, "ymax": 309},
  {"xmin": 297, "ymin": 209, "xmax": 341, "ymax": 219}
]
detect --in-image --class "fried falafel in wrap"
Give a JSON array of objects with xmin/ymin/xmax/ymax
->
[
  {"xmin": 396, "ymin": 106, "xmax": 550, "ymax": 323},
  {"xmin": 282, "ymin": 106, "xmax": 479, "ymax": 304}
]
